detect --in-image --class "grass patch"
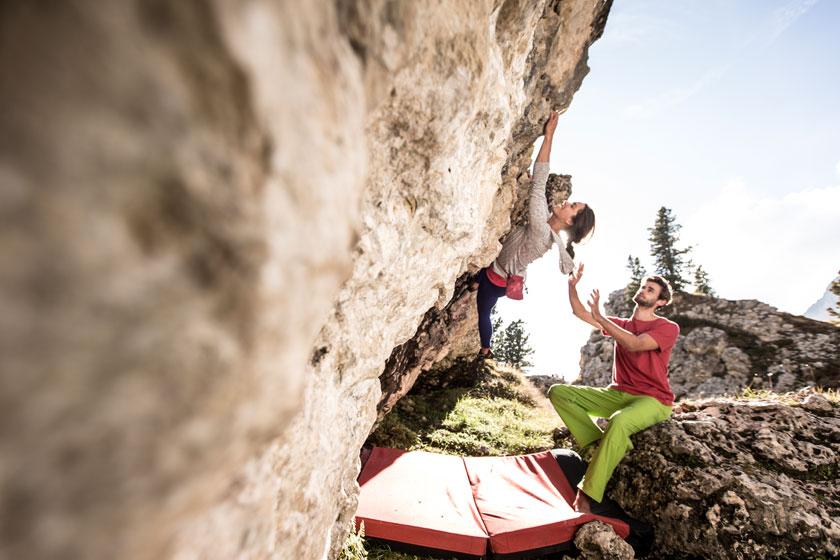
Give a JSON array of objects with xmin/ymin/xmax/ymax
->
[
  {"xmin": 734, "ymin": 386, "xmax": 839, "ymax": 404},
  {"xmin": 367, "ymin": 544, "xmax": 454, "ymax": 560},
  {"xmin": 425, "ymin": 396, "xmax": 558, "ymax": 456},
  {"xmin": 340, "ymin": 522, "xmax": 368, "ymax": 560},
  {"xmin": 367, "ymin": 358, "xmax": 568, "ymax": 456}
]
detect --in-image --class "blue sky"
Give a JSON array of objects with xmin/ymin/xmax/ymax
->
[{"xmin": 496, "ymin": 0, "xmax": 840, "ymax": 378}]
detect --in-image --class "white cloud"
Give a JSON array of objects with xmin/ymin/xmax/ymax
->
[{"xmin": 682, "ymin": 180, "xmax": 840, "ymax": 314}]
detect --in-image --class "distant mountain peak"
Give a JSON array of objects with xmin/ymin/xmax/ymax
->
[{"xmin": 804, "ymin": 274, "xmax": 840, "ymax": 322}]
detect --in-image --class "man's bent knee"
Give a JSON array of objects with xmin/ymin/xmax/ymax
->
[{"xmin": 548, "ymin": 384, "xmax": 572, "ymax": 401}]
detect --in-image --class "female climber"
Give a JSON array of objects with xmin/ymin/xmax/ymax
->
[{"xmin": 471, "ymin": 110, "xmax": 595, "ymax": 359}]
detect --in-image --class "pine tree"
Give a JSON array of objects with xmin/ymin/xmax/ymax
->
[
  {"xmin": 828, "ymin": 271, "xmax": 840, "ymax": 325},
  {"xmin": 625, "ymin": 255, "xmax": 646, "ymax": 307},
  {"xmin": 693, "ymin": 265, "xmax": 715, "ymax": 296},
  {"xmin": 491, "ymin": 309, "xmax": 507, "ymax": 351},
  {"xmin": 493, "ymin": 318, "xmax": 534, "ymax": 368},
  {"xmin": 648, "ymin": 207, "xmax": 692, "ymax": 292}
]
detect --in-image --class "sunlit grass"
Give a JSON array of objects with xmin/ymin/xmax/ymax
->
[
  {"xmin": 367, "ymin": 359, "xmax": 567, "ymax": 457},
  {"xmin": 735, "ymin": 386, "xmax": 838, "ymax": 404}
]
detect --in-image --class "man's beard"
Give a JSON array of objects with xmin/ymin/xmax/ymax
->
[{"xmin": 633, "ymin": 293, "xmax": 655, "ymax": 308}]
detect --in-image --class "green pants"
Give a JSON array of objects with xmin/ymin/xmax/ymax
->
[{"xmin": 547, "ymin": 384, "xmax": 671, "ymax": 503}]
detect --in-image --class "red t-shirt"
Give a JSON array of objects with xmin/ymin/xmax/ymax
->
[{"xmin": 602, "ymin": 316, "xmax": 680, "ymax": 406}]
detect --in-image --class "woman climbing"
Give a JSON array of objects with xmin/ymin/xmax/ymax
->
[{"xmin": 472, "ymin": 110, "xmax": 595, "ymax": 359}]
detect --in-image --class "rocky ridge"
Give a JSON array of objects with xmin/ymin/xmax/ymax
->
[
  {"xmin": 611, "ymin": 388, "xmax": 839, "ymax": 559},
  {"xmin": 579, "ymin": 290, "xmax": 840, "ymax": 399}
]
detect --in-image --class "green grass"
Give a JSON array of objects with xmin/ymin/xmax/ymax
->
[
  {"xmin": 735, "ymin": 386, "xmax": 839, "ymax": 404},
  {"xmin": 367, "ymin": 545, "xmax": 446, "ymax": 560},
  {"xmin": 367, "ymin": 358, "xmax": 569, "ymax": 456}
]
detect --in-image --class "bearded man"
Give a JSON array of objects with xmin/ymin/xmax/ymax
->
[{"xmin": 549, "ymin": 264, "xmax": 679, "ymax": 513}]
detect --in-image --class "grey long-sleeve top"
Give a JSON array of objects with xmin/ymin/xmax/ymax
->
[{"xmin": 492, "ymin": 162, "xmax": 575, "ymax": 280}]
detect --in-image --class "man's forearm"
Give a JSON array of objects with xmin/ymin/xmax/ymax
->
[{"xmin": 595, "ymin": 316, "xmax": 641, "ymax": 351}]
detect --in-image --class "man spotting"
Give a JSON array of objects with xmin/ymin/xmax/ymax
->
[{"xmin": 548, "ymin": 263, "xmax": 679, "ymax": 513}]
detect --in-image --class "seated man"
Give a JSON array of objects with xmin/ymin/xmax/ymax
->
[{"xmin": 549, "ymin": 264, "xmax": 679, "ymax": 513}]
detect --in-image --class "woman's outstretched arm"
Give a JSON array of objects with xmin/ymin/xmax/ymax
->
[{"xmin": 526, "ymin": 111, "xmax": 559, "ymax": 236}]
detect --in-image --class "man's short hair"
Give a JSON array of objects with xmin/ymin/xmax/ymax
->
[{"xmin": 645, "ymin": 275, "xmax": 673, "ymax": 306}]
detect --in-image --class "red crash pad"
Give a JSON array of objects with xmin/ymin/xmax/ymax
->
[
  {"xmin": 356, "ymin": 448, "xmax": 630, "ymax": 558},
  {"xmin": 356, "ymin": 447, "xmax": 489, "ymax": 556},
  {"xmin": 464, "ymin": 453, "xmax": 630, "ymax": 555}
]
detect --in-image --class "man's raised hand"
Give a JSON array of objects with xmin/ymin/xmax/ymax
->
[{"xmin": 587, "ymin": 288, "xmax": 603, "ymax": 321}]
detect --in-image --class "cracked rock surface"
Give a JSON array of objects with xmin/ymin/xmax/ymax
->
[
  {"xmin": 610, "ymin": 388, "xmax": 839, "ymax": 560},
  {"xmin": 573, "ymin": 520, "xmax": 635, "ymax": 560}
]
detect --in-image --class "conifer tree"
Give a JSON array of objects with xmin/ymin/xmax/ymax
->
[
  {"xmin": 693, "ymin": 264, "xmax": 715, "ymax": 296},
  {"xmin": 648, "ymin": 206, "xmax": 692, "ymax": 292},
  {"xmin": 490, "ymin": 309, "xmax": 506, "ymax": 351},
  {"xmin": 494, "ymin": 319, "xmax": 534, "ymax": 368},
  {"xmin": 625, "ymin": 255, "xmax": 646, "ymax": 307}
]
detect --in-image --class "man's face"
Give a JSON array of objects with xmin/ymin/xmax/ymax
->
[{"xmin": 633, "ymin": 281, "xmax": 664, "ymax": 308}]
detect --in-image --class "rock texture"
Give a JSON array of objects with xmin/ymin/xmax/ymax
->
[
  {"xmin": 527, "ymin": 374, "xmax": 567, "ymax": 393},
  {"xmin": 0, "ymin": 1, "xmax": 612, "ymax": 559},
  {"xmin": 2, "ymin": 2, "xmax": 364, "ymax": 559},
  {"xmin": 573, "ymin": 521, "xmax": 635, "ymax": 560},
  {"xmin": 609, "ymin": 388, "xmax": 839, "ymax": 559},
  {"xmin": 579, "ymin": 291, "xmax": 840, "ymax": 398}
]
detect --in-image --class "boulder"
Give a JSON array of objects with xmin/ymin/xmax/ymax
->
[{"xmin": 610, "ymin": 388, "xmax": 840, "ymax": 559}]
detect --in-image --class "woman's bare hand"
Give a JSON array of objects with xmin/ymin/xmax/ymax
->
[
  {"xmin": 568, "ymin": 262, "xmax": 584, "ymax": 287},
  {"xmin": 544, "ymin": 110, "xmax": 559, "ymax": 136}
]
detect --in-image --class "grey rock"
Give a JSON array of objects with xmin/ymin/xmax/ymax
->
[
  {"xmin": 528, "ymin": 374, "xmax": 566, "ymax": 393},
  {"xmin": 610, "ymin": 389, "xmax": 840, "ymax": 559},
  {"xmin": 573, "ymin": 520, "xmax": 635, "ymax": 560}
]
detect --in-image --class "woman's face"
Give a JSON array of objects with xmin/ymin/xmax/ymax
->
[{"xmin": 553, "ymin": 201, "xmax": 586, "ymax": 227}]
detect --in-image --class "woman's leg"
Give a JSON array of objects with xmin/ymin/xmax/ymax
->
[{"xmin": 476, "ymin": 268, "xmax": 505, "ymax": 350}]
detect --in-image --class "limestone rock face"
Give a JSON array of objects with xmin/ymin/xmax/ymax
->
[
  {"xmin": 1, "ymin": 2, "xmax": 364, "ymax": 559},
  {"xmin": 578, "ymin": 291, "xmax": 840, "ymax": 398},
  {"xmin": 0, "ymin": 1, "xmax": 612, "ymax": 559},
  {"xmin": 609, "ymin": 389, "xmax": 839, "ymax": 559}
]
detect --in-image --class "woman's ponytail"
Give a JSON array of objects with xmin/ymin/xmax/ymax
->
[
  {"xmin": 566, "ymin": 205, "xmax": 595, "ymax": 257},
  {"xmin": 566, "ymin": 241, "xmax": 576, "ymax": 259}
]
